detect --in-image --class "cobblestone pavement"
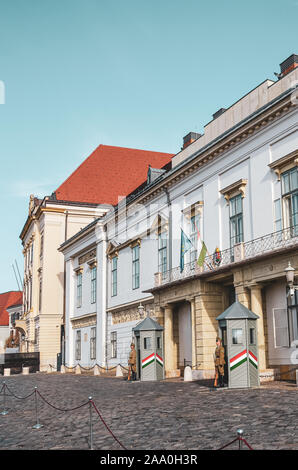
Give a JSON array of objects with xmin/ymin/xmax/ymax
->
[{"xmin": 0, "ymin": 373, "xmax": 297, "ymax": 450}]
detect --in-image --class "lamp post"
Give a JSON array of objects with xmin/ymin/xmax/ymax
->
[{"xmin": 285, "ymin": 262, "xmax": 298, "ymax": 298}]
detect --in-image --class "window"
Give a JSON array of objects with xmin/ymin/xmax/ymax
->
[
  {"xmin": 111, "ymin": 257, "xmax": 117, "ymax": 297},
  {"xmin": 144, "ymin": 337, "xmax": 152, "ymax": 350},
  {"xmin": 38, "ymin": 278, "xmax": 42, "ymax": 312},
  {"xmin": 132, "ymin": 245, "xmax": 140, "ymax": 290},
  {"xmin": 230, "ymin": 194, "xmax": 243, "ymax": 247},
  {"xmin": 75, "ymin": 330, "xmax": 81, "ymax": 360},
  {"xmin": 249, "ymin": 328, "xmax": 256, "ymax": 345},
  {"xmin": 111, "ymin": 332, "xmax": 117, "ymax": 358},
  {"xmin": 30, "ymin": 242, "xmax": 34, "ymax": 265},
  {"xmin": 90, "ymin": 327, "xmax": 96, "ymax": 360},
  {"xmin": 29, "ymin": 277, "xmax": 32, "ymax": 310},
  {"xmin": 158, "ymin": 231, "xmax": 168, "ymax": 278},
  {"xmin": 34, "ymin": 327, "xmax": 39, "ymax": 346},
  {"xmin": 77, "ymin": 272, "xmax": 82, "ymax": 308},
  {"xmin": 232, "ymin": 328, "xmax": 243, "ymax": 345},
  {"xmin": 40, "ymin": 233, "xmax": 44, "ymax": 258},
  {"xmin": 91, "ymin": 267, "xmax": 97, "ymax": 304},
  {"xmin": 190, "ymin": 214, "xmax": 200, "ymax": 269},
  {"xmin": 281, "ymin": 167, "xmax": 298, "ymax": 236},
  {"xmin": 157, "ymin": 336, "xmax": 161, "ymax": 349}
]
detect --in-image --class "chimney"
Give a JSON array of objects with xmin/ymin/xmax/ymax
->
[
  {"xmin": 212, "ymin": 108, "xmax": 226, "ymax": 120},
  {"xmin": 279, "ymin": 54, "xmax": 298, "ymax": 78},
  {"xmin": 182, "ymin": 132, "xmax": 201, "ymax": 150}
]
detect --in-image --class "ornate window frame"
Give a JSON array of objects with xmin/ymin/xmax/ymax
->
[
  {"xmin": 268, "ymin": 149, "xmax": 298, "ymax": 181},
  {"xmin": 220, "ymin": 179, "xmax": 248, "ymax": 204}
]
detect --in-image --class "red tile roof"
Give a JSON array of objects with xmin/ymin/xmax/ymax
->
[
  {"xmin": 0, "ymin": 291, "xmax": 23, "ymax": 326},
  {"xmin": 54, "ymin": 145, "xmax": 173, "ymax": 205}
]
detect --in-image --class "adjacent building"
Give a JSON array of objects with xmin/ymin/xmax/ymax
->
[
  {"xmin": 0, "ymin": 291, "xmax": 23, "ymax": 352},
  {"xmin": 19, "ymin": 145, "xmax": 173, "ymax": 370}
]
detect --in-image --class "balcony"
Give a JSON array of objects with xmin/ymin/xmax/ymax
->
[{"xmin": 154, "ymin": 225, "xmax": 298, "ymax": 288}]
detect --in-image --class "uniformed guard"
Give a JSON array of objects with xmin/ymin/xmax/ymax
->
[
  {"xmin": 128, "ymin": 342, "xmax": 137, "ymax": 381},
  {"xmin": 214, "ymin": 337, "xmax": 225, "ymax": 388}
]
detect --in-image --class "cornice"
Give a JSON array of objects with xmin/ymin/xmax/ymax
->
[
  {"xmin": 107, "ymin": 93, "xmax": 295, "ymax": 219},
  {"xmin": 268, "ymin": 149, "xmax": 298, "ymax": 180},
  {"xmin": 220, "ymin": 179, "xmax": 248, "ymax": 202}
]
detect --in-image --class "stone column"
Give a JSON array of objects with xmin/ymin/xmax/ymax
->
[
  {"xmin": 249, "ymin": 284, "xmax": 266, "ymax": 372},
  {"xmin": 190, "ymin": 298, "xmax": 196, "ymax": 369},
  {"xmin": 164, "ymin": 305, "xmax": 175, "ymax": 375},
  {"xmin": 235, "ymin": 285, "xmax": 250, "ymax": 309},
  {"xmin": 154, "ymin": 305, "xmax": 164, "ymax": 328}
]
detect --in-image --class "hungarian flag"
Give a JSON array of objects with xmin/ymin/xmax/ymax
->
[
  {"xmin": 180, "ymin": 229, "xmax": 192, "ymax": 272},
  {"xmin": 192, "ymin": 219, "xmax": 208, "ymax": 268},
  {"xmin": 197, "ymin": 241, "xmax": 207, "ymax": 267}
]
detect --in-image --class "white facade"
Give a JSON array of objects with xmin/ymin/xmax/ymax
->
[{"xmin": 62, "ymin": 64, "xmax": 298, "ymax": 374}]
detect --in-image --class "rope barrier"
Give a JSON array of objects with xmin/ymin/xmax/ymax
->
[
  {"xmin": 0, "ymin": 381, "xmax": 128, "ymax": 450},
  {"xmin": 57, "ymin": 363, "xmax": 130, "ymax": 372},
  {"xmin": 218, "ymin": 431, "xmax": 254, "ymax": 450},
  {"xmin": 217, "ymin": 437, "xmax": 239, "ymax": 450},
  {"xmin": 261, "ymin": 365, "xmax": 298, "ymax": 384},
  {"xmin": 5, "ymin": 383, "xmax": 35, "ymax": 400},
  {"xmin": 90, "ymin": 400, "xmax": 127, "ymax": 450},
  {"xmin": 36, "ymin": 390, "xmax": 90, "ymax": 412}
]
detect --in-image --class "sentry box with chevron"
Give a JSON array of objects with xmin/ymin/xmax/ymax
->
[
  {"xmin": 132, "ymin": 315, "xmax": 164, "ymax": 381},
  {"xmin": 216, "ymin": 301, "xmax": 260, "ymax": 389}
]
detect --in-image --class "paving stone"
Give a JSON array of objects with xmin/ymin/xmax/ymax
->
[{"xmin": 0, "ymin": 374, "xmax": 297, "ymax": 450}]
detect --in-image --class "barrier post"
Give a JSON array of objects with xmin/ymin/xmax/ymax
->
[
  {"xmin": 32, "ymin": 387, "xmax": 43, "ymax": 429},
  {"xmin": 0, "ymin": 382, "xmax": 8, "ymax": 416},
  {"xmin": 237, "ymin": 429, "xmax": 243, "ymax": 450},
  {"xmin": 89, "ymin": 396, "xmax": 93, "ymax": 450}
]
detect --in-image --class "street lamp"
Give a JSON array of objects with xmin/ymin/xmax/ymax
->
[{"xmin": 285, "ymin": 261, "xmax": 298, "ymax": 297}]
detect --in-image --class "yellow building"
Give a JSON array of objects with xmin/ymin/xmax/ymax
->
[{"xmin": 19, "ymin": 145, "xmax": 173, "ymax": 370}]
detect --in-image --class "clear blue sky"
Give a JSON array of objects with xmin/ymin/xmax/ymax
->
[{"xmin": 0, "ymin": 0, "xmax": 297, "ymax": 292}]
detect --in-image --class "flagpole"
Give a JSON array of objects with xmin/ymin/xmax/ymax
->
[{"xmin": 193, "ymin": 220, "xmax": 215, "ymax": 269}]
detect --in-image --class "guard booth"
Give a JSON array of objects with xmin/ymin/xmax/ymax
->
[
  {"xmin": 216, "ymin": 301, "xmax": 260, "ymax": 389},
  {"xmin": 132, "ymin": 316, "xmax": 164, "ymax": 381}
]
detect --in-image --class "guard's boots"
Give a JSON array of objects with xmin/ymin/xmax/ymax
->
[
  {"xmin": 132, "ymin": 371, "xmax": 136, "ymax": 381},
  {"xmin": 219, "ymin": 375, "xmax": 224, "ymax": 387}
]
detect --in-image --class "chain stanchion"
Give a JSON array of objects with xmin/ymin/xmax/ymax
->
[
  {"xmin": 32, "ymin": 387, "xmax": 43, "ymax": 430},
  {"xmin": 218, "ymin": 429, "xmax": 253, "ymax": 450},
  {"xmin": 0, "ymin": 382, "xmax": 8, "ymax": 416},
  {"xmin": 237, "ymin": 429, "xmax": 243, "ymax": 450},
  {"xmin": 89, "ymin": 396, "xmax": 93, "ymax": 450}
]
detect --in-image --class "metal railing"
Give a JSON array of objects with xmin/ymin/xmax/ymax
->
[{"xmin": 155, "ymin": 225, "xmax": 298, "ymax": 287}]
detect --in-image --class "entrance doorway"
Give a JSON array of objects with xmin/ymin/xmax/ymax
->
[{"xmin": 177, "ymin": 302, "xmax": 192, "ymax": 369}]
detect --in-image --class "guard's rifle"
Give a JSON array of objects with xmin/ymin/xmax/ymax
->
[{"xmin": 128, "ymin": 363, "xmax": 132, "ymax": 381}]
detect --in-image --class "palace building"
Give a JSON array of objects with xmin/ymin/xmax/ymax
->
[{"xmin": 61, "ymin": 55, "xmax": 298, "ymax": 382}]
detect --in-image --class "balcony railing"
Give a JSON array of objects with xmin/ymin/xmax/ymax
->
[{"xmin": 154, "ymin": 225, "xmax": 298, "ymax": 287}]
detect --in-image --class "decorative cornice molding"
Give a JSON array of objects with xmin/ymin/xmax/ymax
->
[
  {"xmin": 182, "ymin": 201, "xmax": 204, "ymax": 219},
  {"xmin": 71, "ymin": 313, "xmax": 97, "ymax": 329},
  {"xmin": 108, "ymin": 94, "xmax": 294, "ymax": 215},
  {"xmin": 268, "ymin": 149, "xmax": 298, "ymax": 180},
  {"xmin": 74, "ymin": 266, "xmax": 84, "ymax": 275},
  {"xmin": 220, "ymin": 179, "xmax": 248, "ymax": 203}
]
